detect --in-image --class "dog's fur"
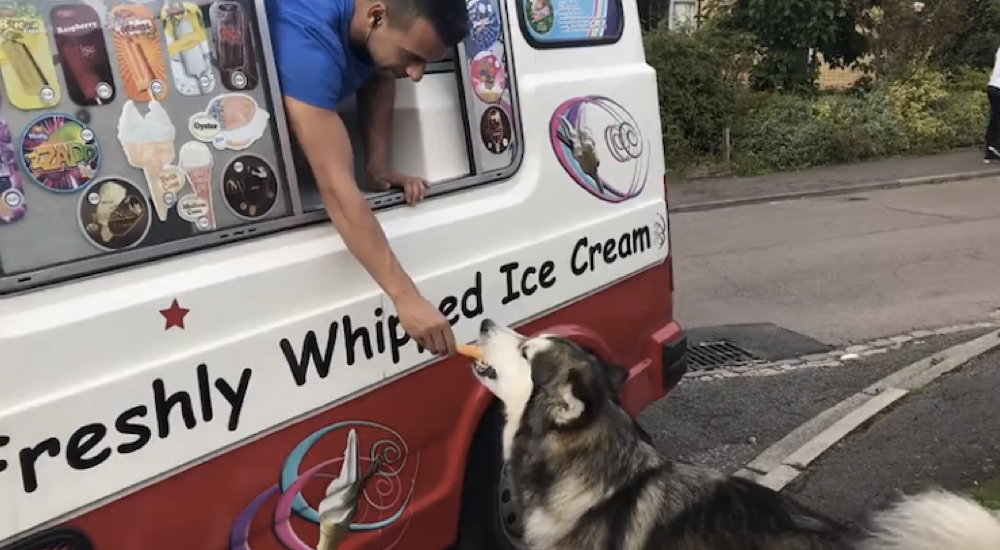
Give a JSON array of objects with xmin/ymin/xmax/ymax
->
[{"xmin": 471, "ymin": 319, "xmax": 1000, "ymax": 550}]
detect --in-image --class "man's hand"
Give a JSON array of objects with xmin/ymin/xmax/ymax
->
[
  {"xmin": 367, "ymin": 169, "xmax": 429, "ymax": 205},
  {"xmin": 394, "ymin": 292, "xmax": 456, "ymax": 356}
]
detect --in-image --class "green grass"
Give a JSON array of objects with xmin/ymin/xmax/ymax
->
[{"xmin": 972, "ymin": 478, "xmax": 1000, "ymax": 510}]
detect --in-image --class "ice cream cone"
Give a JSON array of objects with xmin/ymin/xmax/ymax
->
[
  {"xmin": 117, "ymin": 99, "xmax": 177, "ymax": 221},
  {"xmin": 178, "ymin": 141, "xmax": 215, "ymax": 229}
]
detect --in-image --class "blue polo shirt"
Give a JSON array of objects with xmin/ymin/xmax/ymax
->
[{"xmin": 265, "ymin": 0, "xmax": 375, "ymax": 110}]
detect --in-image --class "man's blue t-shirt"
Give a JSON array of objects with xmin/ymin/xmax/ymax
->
[{"xmin": 265, "ymin": 0, "xmax": 375, "ymax": 110}]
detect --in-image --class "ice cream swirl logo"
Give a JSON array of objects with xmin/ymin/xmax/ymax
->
[
  {"xmin": 230, "ymin": 421, "xmax": 419, "ymax": 550},
  {"xmin": 550, "ymin": 95, "xmax": 649, "ymax": 203}
]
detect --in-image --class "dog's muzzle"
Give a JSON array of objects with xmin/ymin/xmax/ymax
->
[{"xmin": 471, "ymin": 360, "xmax": 498, "ymax": 380}]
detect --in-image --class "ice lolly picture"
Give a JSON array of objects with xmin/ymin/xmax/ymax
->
[
  {"xmin": 51, "ymin": 4, "xmax": 117, "ymax": 106},
  {"xmin": 0, "ymin": 117, "xmax": 26, "ymax": 224},
  {"xmin": 118, "ymin": 99, "xmax": 177, "ymax": 222},
  {"xmin": 209, "ymin": 1, "xmax": 258, "ymax": 91},
  {"xmin": 177, "ymin": 140, "xmax": 215, "ymax": 230},
  {"xmin": 0, "ymin": 1, "xmax": 61, "ymax": 110},
  {"xmin": 110, "ymin": 4, "xmax": 170, "ymax": 101},
  {"xmin": 161, "ymin": 2, "xmax": 215, "ymax": 96}
]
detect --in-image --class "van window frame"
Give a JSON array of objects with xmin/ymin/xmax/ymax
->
[
  {"xmin": 0, "ymin": 0, "xmax": 523, "ymax": 296},
  {"xmin": 515, "ymin": 0, "xmax": 625, "ymax": 49}
]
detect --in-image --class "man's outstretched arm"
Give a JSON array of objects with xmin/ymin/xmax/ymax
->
[{"xmin": 283, "ymin": 97, "xmax": 454, "ymax": 354}]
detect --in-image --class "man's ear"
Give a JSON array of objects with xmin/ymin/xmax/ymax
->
[{"xmin": 599, "ymin": 358, "xmax": 630, "ymax": 397}]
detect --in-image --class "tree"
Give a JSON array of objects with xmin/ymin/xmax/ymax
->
[
  {"xmin": 931, "ymin": 0, "xmax": 1000, "ymax": 72},
  {"xmin": 719, "ymin": 0, "xmax": 869, "ymax": 91}
]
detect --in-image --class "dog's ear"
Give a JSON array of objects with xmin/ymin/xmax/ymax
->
[
  {"xmin": 529, "ymin": 349, "xmax": 591, "ymax": 427},
  {"xmin": 599, "ymin": 358, "xmax": 630, "ymax": 397}
]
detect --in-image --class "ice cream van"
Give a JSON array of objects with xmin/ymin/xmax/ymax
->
[{"xmin": 0, "ymin": 0, "xmax": 686, "ymax": 549}]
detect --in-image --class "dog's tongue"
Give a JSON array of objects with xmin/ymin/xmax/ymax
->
[{"xmin": 456, "ymin": 344, "xmax": 485, "ymax": 362}]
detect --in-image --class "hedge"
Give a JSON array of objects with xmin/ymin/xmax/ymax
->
[{"xmin": 644, "ymin": 26, "xmax": 991, "ymax": 177}]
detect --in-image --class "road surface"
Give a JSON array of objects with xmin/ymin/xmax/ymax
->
[{"xmin": 672, "ymin": 176, "xmax": 1000, "ymax": 345}]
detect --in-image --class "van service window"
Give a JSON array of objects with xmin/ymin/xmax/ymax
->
[{"xmin": 0, "ymin": 0, "xmax": 522, "ymax": 295}]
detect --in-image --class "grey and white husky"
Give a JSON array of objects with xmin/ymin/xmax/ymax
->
[{"xmin": 470, "ymin": 318, "xmax": 1000, "ymax": 550}]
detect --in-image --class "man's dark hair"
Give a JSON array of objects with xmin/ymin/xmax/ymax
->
[{"xmin": 388, "ymin": 0, "xmax": 470, "ymax": 47}]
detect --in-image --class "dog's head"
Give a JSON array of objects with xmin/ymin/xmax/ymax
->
[{"xmin": 473, "ymin": 318, "xmax": 629, "ymax": 430}]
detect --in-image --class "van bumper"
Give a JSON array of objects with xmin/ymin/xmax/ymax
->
[{"xmin": 619, "ymin": 320, "xmax": 687, "ymax": 418}]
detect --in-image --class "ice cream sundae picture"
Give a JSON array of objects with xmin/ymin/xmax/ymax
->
[
  {"xmin": 160, "ymin": 2, "xmax": 215, "ymax": 96},
  {"xmin": 78, "ymin": 177, "xmax": 151, "ymax": 251},
  {"xmin": 188, "ymin": 92, "xmax": 270, "ymax": 150},
  {"xmin": 117, "ymin": 98, "xmax": 177, "ymax": 221}
]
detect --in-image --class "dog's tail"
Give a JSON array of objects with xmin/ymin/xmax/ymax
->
[{"xmin": 857, "ymin": 489, "xmax": 1000, "ymax": 550}]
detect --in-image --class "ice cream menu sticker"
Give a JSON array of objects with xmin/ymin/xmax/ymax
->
[
  {"xmin": 20, "ymin": 113, "xmax": 100, "ymax": 193},
  {"xmin": 520, "ymin": 0, "xmax": 624, "ymax": 46},
  {"xmin": 177, "ymin": 140, "xmax": 216, "ymax": 230},
  {"xmin": 51, "ymin": 3, "xmax": 117, "ymax": 106},
  {"xmin": 118, "ymin": 99, "xmax": 177, "ymax": 221},
  {"xmin": 110, "ymin": 4, "xmax": 170, "ymax": 101},
  {"xmin": 78, "ymin": 176, "xmax": 152, "ymax": 251},
  {"xmin": 0, "ymin": 117, "xmax": 26, "ymax": 224},
  {"xmin": 188, "ymin": 92, "xmax": 269, "ymax": 150},
  {"xmin": 0, "ymin": 1, "xmax": 61, "ymax": 110},
  {"xmin": 161, "ymin": 2, "xmax": 216, "ymax": 96},
  {"xmin": 209, "ymin": 0, "xmax": 259, "ymax": 91}
]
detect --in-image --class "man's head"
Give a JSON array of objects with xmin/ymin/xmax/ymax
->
[{"xmin": 357, "ymin": 0, "xmax": 469, "ymax": 81}]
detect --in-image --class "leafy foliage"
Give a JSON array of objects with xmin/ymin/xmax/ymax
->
[{"xmin": 717, "ymin": 0, "xmax": 868, "ymax": 91}]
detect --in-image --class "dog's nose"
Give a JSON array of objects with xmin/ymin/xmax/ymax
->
[{"xmin": 480, "ymin": 319, "xmax": 496, "ymax": 335}]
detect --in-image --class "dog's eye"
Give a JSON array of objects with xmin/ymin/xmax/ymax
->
[{"xmin": 520, "ymin": 346, "xmax": 529, "ymax": 360}]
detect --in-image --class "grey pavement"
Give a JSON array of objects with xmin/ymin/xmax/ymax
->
[
  {"xmin": 673, "ymin": 176, "xmax": 1000, "ymax": 346},
  {"xmin": 783, "ymin": 345, "xmax": 1000, "ymax": 523},
  {"xmin": 671, "ymin": 148, "xmax": 994, "ymax": 210},
  {"xmin": 637, "ymin": 329, "xmax": 993, "ymax": 475}
]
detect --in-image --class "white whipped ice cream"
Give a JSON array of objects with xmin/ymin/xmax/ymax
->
[{"xmin": 117, "ymin": 99, "xmax": 176, "ymax": 147}]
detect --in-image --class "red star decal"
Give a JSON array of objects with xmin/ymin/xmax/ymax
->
[{"xmin": 160, "ymin": 299, "xmax": 190, "ymax": 330}]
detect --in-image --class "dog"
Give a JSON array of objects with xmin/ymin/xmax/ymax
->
[{"xmin": 470, "ymin": 318, "xmax": 1000, "ymax": 550}]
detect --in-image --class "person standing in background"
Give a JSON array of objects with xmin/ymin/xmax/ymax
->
[{"xmin": 985, "ymin": 44, "xmax": 1000, "ymax": 162}]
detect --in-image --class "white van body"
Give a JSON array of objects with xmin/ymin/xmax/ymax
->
[{"xmin": 0, "ymin": 0, "xmax": 683, "ymax": 549}]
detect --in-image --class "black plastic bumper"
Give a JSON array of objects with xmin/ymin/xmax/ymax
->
[{"xmin": 662, "ymin": 334, "xmax": 689, "ymax": 391}]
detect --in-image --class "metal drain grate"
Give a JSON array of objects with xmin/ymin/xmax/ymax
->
[{"xmin": 688, "ymin": 341, "xmax": 761, "ymax": 371}]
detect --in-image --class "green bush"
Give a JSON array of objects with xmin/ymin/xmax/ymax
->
[
  {"xmin": 643, "ymin": 25, "xmax": 739, "ymax": 174},
  {"xmin": 644, "ymin": 29, "xmax": 989, "ymax": 178}
]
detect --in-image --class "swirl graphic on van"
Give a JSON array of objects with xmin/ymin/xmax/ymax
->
[
  {"xmin": 550, "ymin": 96, "xmax": 650, "ymax": 203},
  {"xmin": 229, "ymin": 420, "xmax": 419, "ymax": 550}
]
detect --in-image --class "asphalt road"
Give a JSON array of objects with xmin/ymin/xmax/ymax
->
[
  {"xmin": 672, "ymin": 177, "xmax": 1000, "ymax": 345},
  {"xmin": 784, "ymin": 346, "xmax": 1000, "ymax": 523},
  {"xmin": 637, "ymin": 329, "xmax": 993, "ymax": 475}
]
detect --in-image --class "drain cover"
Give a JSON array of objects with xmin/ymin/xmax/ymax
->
[{"xmin": 688, "ymin": 341, "xmax": 761, "ymax": 370}]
